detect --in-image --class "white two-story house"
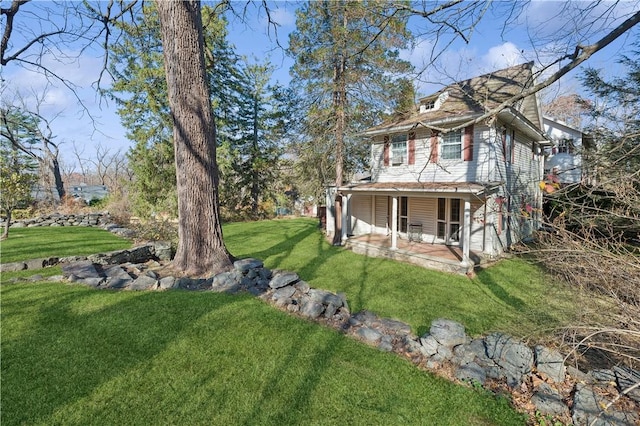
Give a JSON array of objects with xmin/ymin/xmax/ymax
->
[
  {"xmin": 543, "ymin": 116, "xmax": 593, "ymax": 185},
  {"xmin": 326, "ymin": 62, "xmax": 551, "ymax": 273}
]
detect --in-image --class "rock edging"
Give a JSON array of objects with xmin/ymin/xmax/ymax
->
[{"xmin": 13, "ymin": 251, "xmax": 640, "ymax": 425}]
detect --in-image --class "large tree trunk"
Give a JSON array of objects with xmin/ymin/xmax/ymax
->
[
  {"xmin": 1, "ymin": 209, "xmax": 11, "ymax": 240},
  {"xmin": 156, "ymin": 0, "xmax": 232, "ymax": 276}
]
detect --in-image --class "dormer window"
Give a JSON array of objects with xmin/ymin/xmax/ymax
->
[
  {"xmin": 419, "ymin": 91, "xmax": 449, "ymax": 113},
  {"xmin": 420, "ymin": 101, "xmax": 435, "ymax": 113},
  {"xmin": 391, "ymin": 134, "xmax": 407, "ymax": 166}
]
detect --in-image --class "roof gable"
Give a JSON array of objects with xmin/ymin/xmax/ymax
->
[{"xmin": 365, "ymin": 62, "xmax": 543, "ymax": 135}]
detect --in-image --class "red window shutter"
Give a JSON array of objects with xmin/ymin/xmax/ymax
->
[
  {"xmin": 408, "ymin": 131, "xmax": 416, "ymax": 165},
  {"xmin": 463, "ymin": 125, "xmax": 474, "ymax": 161},
  {"xmin": 429, "ymin": 131, "xmax": 438, "ymax": 163},
  {"xmin": 383, "ymin": 135, "xmax": 390, "ymax": 166}
]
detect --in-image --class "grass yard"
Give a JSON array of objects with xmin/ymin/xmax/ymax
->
[
  {"xmin": 1, "ymin": 217, "xmax": 584, "ymax": 425},
  {"xmin": 0, "ymin": 226, "xmax": 132, "ymax": 263},
  {"xmin": 1, "ymin": 282, "xmax": 524, "ymax": 425},
  {"xmin": 224, "ymin": 218, "xmax": 582, "ymax": 338}
]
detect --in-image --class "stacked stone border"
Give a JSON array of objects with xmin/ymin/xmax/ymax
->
[{"xmin": 2, "ymin": 214, "xmax": 639, "ymax": 425}]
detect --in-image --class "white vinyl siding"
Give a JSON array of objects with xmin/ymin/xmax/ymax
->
[
  {"xmin": 374, "ymin": 195, "xmax": 388, "ymax": 232},
  {"xmin": 350, "ymin": 195, "xmax": 372, "ymax": 235}
]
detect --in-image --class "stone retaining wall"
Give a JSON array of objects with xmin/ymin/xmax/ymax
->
[
  {"xmin": 3, "ymin": 237, "xmax": 638, "ymax": 424},
  {"xmin": 3, "ymin": 212, "xmax": 111, "ymax": 228}
]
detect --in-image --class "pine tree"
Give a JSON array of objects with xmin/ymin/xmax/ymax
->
[{"xmin": 288, "ymin": 0, "xmax": 413, "ymax": 242}]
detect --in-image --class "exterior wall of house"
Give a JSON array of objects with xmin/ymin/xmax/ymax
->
[
  {"xmin": 492, "ymin": 122, "xmax": 544, "ymax": 249},
  {"xmin": 350, "ymin": 194, "xmax": 372, "ymax": 235},
  {"xmin": 543, "ymin": 118, "xmax": 583, "ymax": 184},
  {"xmin": 370, "ymin": 125, "xmax": 495, "ymax": 184}
]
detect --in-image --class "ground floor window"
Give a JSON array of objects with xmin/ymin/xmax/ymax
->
[{"xmin": 437, "ymin": 198, "xmax": 461, "ymax": 244}]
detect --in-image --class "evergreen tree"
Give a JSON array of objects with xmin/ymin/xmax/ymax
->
[
  {"xmin": 288, "ymin": 0, "xmax": 413, "ymax": 241},
  {"xmin": 228, "ymin": 59, "xmax": 290, "ymax": 217}
]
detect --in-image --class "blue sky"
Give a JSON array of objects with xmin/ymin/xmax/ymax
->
[{"xmin": 3, "ymin": 1, "xmax": 638, "ymax": 168}]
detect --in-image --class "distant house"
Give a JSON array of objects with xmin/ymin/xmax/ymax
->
[
  {"xmin": 326, "ymin": 62, "xmax": 551, "ymax": 273},
  {"xmin": 543, "ymin": 117, "xmax": 593, "ymax": 185},
  {"xmin": 69, "ymin": 185, "xmax": 109, "ymax": 204}
]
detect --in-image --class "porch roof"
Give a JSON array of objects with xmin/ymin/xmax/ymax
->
[{"xmin": 338, "ymin": 181, "xmax": 497, "ymax": 196}]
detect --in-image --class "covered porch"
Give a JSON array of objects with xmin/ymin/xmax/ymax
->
[
  {"xmin": 345, "ymin": 233, "xmax": 484, "ymax": 274},
  {"xmin": 329, "ymin": 181, "xmax": 497, "ymax": 274}
]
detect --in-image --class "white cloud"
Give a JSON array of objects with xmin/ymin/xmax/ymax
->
[{"xmin": 481, "ymin": 42, "xmax": 526, "ymax": 71}]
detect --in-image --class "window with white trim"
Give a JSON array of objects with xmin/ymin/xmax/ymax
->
[
  {"xmin": 391, "ymin": 134, "xmax": 407, "ymax": 166},
  {"xmin": 441, "ymin": 130, "xmax": 462, "ymax": 160}
]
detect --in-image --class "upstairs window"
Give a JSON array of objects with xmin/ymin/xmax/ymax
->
[
  {"xmin": 391, "ymin": 134, "xmax": 407, "ymax": 165},
  {"xmin": 558, "ymin": 138, "xmax": 574, "ymax": 154},
  {"xmin": 441, "ymin": 130, "xmax": 462, "ymax": 160}
]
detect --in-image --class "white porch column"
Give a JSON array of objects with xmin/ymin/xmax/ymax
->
[
  {"xmin": 391, "ymin": 196, "xmax": 398, "ymax": 250},
  {"xmin": 462, "ymin": 198, "xmax": 471, "ymax": 267},
  {"xmin": 341, "ymin": 194, "xmax": 350, "ymax": 242},
  {"xmin": 370, "ymin": 195, "xmax": 376, "ymax": 233}
]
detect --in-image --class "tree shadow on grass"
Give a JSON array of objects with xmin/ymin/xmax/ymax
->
[{"xmin": 0, "ymin": 284, "xmax": 242, "ymax": 425}]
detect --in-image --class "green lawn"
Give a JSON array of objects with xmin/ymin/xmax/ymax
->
[
  {"xmin": 224, "ymin": 218, "xmax": 581, "ymax": 337},
  {"xmin": 1, "ymin": 282, "xmax": 524, "ymax": 425},
  {"xmin": 0, "ymin": 218, "xmax": 585, "ymax": 425},
  {"xmin": 0, "ymin": 227, "xmax": 132, "ymax": 263}
]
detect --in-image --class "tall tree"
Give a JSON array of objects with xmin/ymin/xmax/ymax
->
[
  {"xmin": 230, "ymin": 59, "xmax": 288, "ymax": 216},
  {"xmin": 156, "ymin": 0, "xmax": 232, "ymax": 276},
  {"xmin": 288, "ymin": 0, "xmax": 413, "ymax": 243},
  {"xmin": 0, "ymin": 106, "xmax": 65, "ymax": 202},
  {"xmin": 0, "ymin": 135, "xmax": 37, "ymax": 239}
]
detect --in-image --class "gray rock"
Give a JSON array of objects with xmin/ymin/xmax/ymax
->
[
  {"xmin": 62, "ymin": 261, "xmax": 101, "ymax": 279},
  {"xmin": 430, "ymin": 318, "xmax": 467, "ymax": 347},
  {"xmin": 357, "ymin": 327, "xmax": 382, "ymax": 343},
  {"xmin": 379, "ymin": 318, "xmax": 412, "ymax": 335},
  {"xmin": 127, "ymin": 245, "xmax": 155, "ymax": 264},
  {"xmin": 456, "ymin": 362, "xmax": 487, "ymax": 385},
  {"xmin": 46, "ymin": 275, "xmax": 65, "ymax": 282},
  {"xmin": 212, "ymin": 271, "xmax": 239, "ymax": 288},
  {"xmin": 452, "ymin": 344, "xmax": 477, "ymax": 366},
  {"xmin": 484, "ymin": 333, "xmax": 534, "ymax": 387},
  {"xmin": 25, "ymin": 258, "xmax": 46, "ymax": 270},
  {"xmin": 269, "ymin": 272, "xmax": 299, "ymax": 289},
  {"xmin": 434, "ymin": 345, "xmax": 453, "ymax": 361},
  {"xmin": 129, "ymin": 275, "xmax": 158, "ymax": 291},
  {"xmin": 28, "ymin": 274, "xmax": 44, "ymax": 281},
  {"xmin": 152, "ymin": 241, "xmax": 173, "ymax": 261},
  {"xmin": 308, "ymin": 289, "xmax": 343, "ymax": 307},
  {"xmin": 83, "ymin": 277, "xmax": 106, "ymax": 287},
  {"xmin": 258, "ymin": 268, "xmax": 272, "ymax": 280},
  {"xmin": 612, "ymin": 366, "xmax": 640, "ymax": 403},
  {"xmin": 378, "ymin": 335, "xmax": 393, "ymax": 352},
  {"xmin": 337, "ymin": 292, "xmax": 349, "ymax": 312},
  {"xmin": 418, "ymin": 334, "xmax": 440, "ymax": 357},
  {"xmin": 104, "ymin": 276, "xmax": 133, "ymax": 289},
  {"xmin": 0, "ymin": 262, "xmax": 26, "ymax": 272},
  {"xmin": 234, "ymin": 258, "xmax": 263, "ymax": 273},
  {"xmin": 300, "ymin": 300, "xmax": 324, "ymax": 319},
  {"xmin": 567, "ymin": 365, "xmax": 592, "ymax": 384},
  {"xmin": 531, "ymin": 383, "xmax": 568, "ymax": 417},
  {"xmin": 293, "ymin": 280, "xmax": 310, "ymax": 294},
  {"xmin": 323, "ymin": 303, "xmax": 338, "ymax": 318},
  {"xmin": 159, "ymin": 276, "xmax": 176, "ymax": 289},
  {"xmin": 572, "ymin": 383, "xmax": 639, "ymax": 426},
  {"xmin": 273, "ymin": 286, "xmax": 296, "ymax": 301},
  {"xmin": 535, "ymin": 345, "xmax": 566, "ymax": 383}
]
